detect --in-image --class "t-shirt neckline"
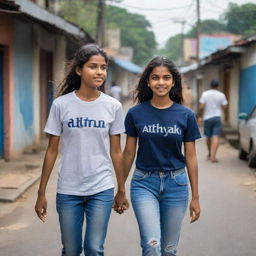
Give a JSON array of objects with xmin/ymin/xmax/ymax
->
[
  {"xmin": 148, "ymin": 100, "xmax": 176, "ymax": 110},
  {"xmin": 72, "ymin": 90, "xmax": 103, "ymax": 104}
]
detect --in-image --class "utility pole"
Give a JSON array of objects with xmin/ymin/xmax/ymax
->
[
  {"xmin": 196, "ymin": 0, "xmax": 201, "ymax": 62},
  {"xmin": 96, "ymin": 0, "xmax": 105, "ymax": 47},
  {"xmin": 171, "ymin": 18, "xmax": 185, "ymax": 64}
]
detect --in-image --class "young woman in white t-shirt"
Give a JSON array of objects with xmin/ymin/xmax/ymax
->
[{"xmin": 35, "ymin": 44, "xmax": 129, "ymax": 255}]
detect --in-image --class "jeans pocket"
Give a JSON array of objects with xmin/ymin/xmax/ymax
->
[
  {"xmin": 173, "ymin": 169, "xmax": 188, "ymax": 186},
  {"xmin": 132, "ymin": 169, "xmax": 149, "ymax": 181}
]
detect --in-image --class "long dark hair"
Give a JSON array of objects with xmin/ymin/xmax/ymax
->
[
  {"xmin": 57, "ymin": 44, "xmax": 108, "ymax": 96},
  {"xmin": 135, "ymin": 56, "xmax": 183, "ymax": 104}
]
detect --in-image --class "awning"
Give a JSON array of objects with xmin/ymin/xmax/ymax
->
[{"xmin": 113, "ymin": 57, "xmax": 142, "ymax": 74}]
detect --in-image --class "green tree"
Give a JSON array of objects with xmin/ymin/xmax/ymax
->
[
  {"xmin": 159, "ymin": 19, "xmax": 227, "ymax": 62},
  {"xmin": 223, "ymin": 3, "xmax": 256, "ymax": 36},
  {"xmin": 186, "ymin": 19, "xmax": 227, "ymax": 38},
  {"xmin": 158, "ymin": 34, "xmax": 182, "ymax": 63},
  {"xmin": 59, "ymin": 1, "xmax": 156, "ymax": 65},
  {"xmin": 106, "ymin": 5, "xmax": 156, "ymax": 65},
  {"xmin": 59, "ymin": 0, "xmax": 98, "ymax": 37}
]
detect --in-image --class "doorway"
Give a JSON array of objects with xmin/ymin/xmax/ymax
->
[{"xmin": 0, "ymin": 48, "xmax": 4, "ymax": 158}]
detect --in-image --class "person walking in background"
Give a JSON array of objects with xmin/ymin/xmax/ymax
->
[
  {"xmin": 35, "ymin": 44, "xmax": 128, "ymax": 256},
  {"xmin": 198, "ymin": 80, "xmax": 228, "ymax": 163},
  {"xmin": 116, "ymin": 56, "xmax": 201, "ymax": 256},
  {"xmin": 110, "ymin": 81, "xmax": 122, "ymax": 102}
]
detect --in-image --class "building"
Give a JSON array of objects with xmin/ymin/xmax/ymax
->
[
  {"xmin": 104, "ymin": 28, "xmax": 142, "ymax": 99},
  {"xmin": 181, "ymin": 36, "xmax": 256, "ymax": 131},
  {"xmin": 0, "ymin": 0, "xmax": 94, "ymax": 160}
]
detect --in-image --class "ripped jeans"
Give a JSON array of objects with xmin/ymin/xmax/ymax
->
[{"xmin": 131, "ymin": 168, "xmax": 188, "ymax": 256}]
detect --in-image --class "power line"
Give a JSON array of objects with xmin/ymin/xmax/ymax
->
[{"xmin": 107, "ymin": 2, "xmax": 191, "ymax": 12}]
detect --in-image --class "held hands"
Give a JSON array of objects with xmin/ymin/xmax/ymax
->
[
  {"xmin": 35, "ymin": 194, "xmax": 47, "ymax": 222},
  {"xmin": 113, "ymin": 190, "xmax": 129, "ymax": 214},
  {"xmin": 190, "ymin": 197, "xmax": 200, "ymax": 223}
]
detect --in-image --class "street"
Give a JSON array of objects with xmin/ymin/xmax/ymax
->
[{"xmin": 1, "ymin": 136, "xmax": 256, "ymax": 256}]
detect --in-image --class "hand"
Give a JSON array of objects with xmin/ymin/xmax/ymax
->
[
  {"xmin": 190, "ymin": 198, "xmax": 200, "ymax": 223},
  {"xmin": 113, "ymin": 191, "xmax": 129, "ymax": 214},
  {"xmin": 35, "ymin": 194, "xmax": 47, "ymax": 222}
]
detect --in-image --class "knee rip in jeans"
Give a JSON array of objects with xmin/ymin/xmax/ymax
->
[
  {"xmin": 147, "ymin": 239, "xmax": 159, "ymax": 247},
  {"xmin": 165, "ymin": 244, "xmax": 177, "ymax": 254}
]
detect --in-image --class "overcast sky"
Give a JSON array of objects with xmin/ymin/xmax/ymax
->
[{"xmin": 108, "ymin": 0, "xmax": 256, "ymax": 47}]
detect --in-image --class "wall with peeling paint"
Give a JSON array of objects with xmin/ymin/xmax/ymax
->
[{"xmin": 13, "ymin": 18, "xmax": 34, "ymax": 153}]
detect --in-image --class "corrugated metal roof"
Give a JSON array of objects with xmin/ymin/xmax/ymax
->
[
  {"xmin": 113, "ymin": 58, "xmax": 142, "ymax": 74},
  {"xmin": 14, "ymin": 0, "xmax": 94, "ymax": 41}
]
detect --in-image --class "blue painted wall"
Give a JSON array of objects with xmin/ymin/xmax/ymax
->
[
  {"xmin": 13, "ymin": 19, "xmax": 34, "ymax": 151},
  {"xmin": 0, "ymin": 51, "xmax": 3, "ymax": 157},
  {"xmin": 200, "ymin": 37, "xmax": 232, "ymax": 59},
  {"xmin": 239, "ymin": 65, "xmax": 256, "ymax": 114}
]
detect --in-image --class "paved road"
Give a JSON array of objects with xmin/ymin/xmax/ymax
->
[{"xmin": 1, "ymin": 136, "xmax": 256, "ymax": 255}]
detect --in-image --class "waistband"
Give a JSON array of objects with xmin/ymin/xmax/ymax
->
[{"xmin": 135, "ymin": 168, "xmax": 186, "ymax": 177}]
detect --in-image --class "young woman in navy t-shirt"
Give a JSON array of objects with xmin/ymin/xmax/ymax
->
[{"xmin": 117, "ymin": 56, "xmax": 201, "ymax": 256}]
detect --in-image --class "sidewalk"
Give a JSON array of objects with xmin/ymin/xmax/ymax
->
[{"xmin": 0, "ymin": 140, "xmax": 47, "ymax": 202}]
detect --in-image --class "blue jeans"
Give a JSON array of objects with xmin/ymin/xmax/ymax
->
[
  {"xmin": 56, "ymin": 188, "xmax": 114, "ymax": 256},
  {"xmin": 131, "ymin": 168, "xmax": 188, "ymax": 256}
]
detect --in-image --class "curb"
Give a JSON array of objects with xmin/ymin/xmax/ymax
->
[{"xmin": 0, "ymin": 171, "xmax": 41, "ymax": 202}]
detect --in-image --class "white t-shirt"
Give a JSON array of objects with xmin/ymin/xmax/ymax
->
[
  {"xmin": 199, "ymin": 89, "xmax": 228, "ymax": 120},
  {"xmin": 44, "ymin": 91, "xmax": 125, "ymax": 196},
  {"xmin": 110, "ymin": 85, "xmax": 122, "ymax": 101}
]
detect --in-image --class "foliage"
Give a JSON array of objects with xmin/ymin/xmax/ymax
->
[
  {"xmin": 59, "ymin": 0, "xmax": 98, "ymax": 37},
  {"xmin": 157, "ymin": 34, "xmax": 182, "ymax": 63},
  {"xmin": 185, "ymin": 19, "xmax": 227, "ymax": 38},
  {"xmin": 223, "ymin": 3, "xmax": 256, "ymax": 36},
  {"xmin": 160, "ymin": 2, "xmax": 256, "ymax": 62},
  {"xmin": 106, "ymin": 5, "xmax": 157, "ymax": 65},
  {"xmin": 59, "ymin": 1, "xmax": 157, "ymax": 65}
]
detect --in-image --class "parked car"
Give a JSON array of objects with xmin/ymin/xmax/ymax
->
[{"xmin": 238, "ymin": 106, "xmax": 256, "ymax": 168}]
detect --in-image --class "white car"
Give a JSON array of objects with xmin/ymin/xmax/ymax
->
[{"xmin": 238, "ymin": 106, "xmax": 256, "ymax": 168}]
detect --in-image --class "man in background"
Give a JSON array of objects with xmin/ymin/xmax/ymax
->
[
  {"xmin": 198, "ymin": 80, "xmax": 228, "ymax": 163},
  {"xmin": 110, "ymin": 82, "xmax": 122, "ymax": 102}
]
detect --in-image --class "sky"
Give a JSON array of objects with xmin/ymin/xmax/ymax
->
[{"xmin": 108, "ymin": 0, "xmax": 256, "ymax": 47}]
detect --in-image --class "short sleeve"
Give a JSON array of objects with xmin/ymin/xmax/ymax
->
[
  {"xmin": 109, "ymin": 104, "xmax": 125, "ymax": 135},
  {"xmin": 199, "ymin": 92, "xmax": 205, "ymax": 104},
  {"xmin": 44, "ymin": 101, "xmax": 62, "ymax": 136},
  {"xmin": 183, "ymin": 113, "xmax": 201, "ymax": 142},
  {"xmin": 221, "ymin": 94, "xmax": 228, "ymax": 105},
  {"xmin": 125, "ymin": 110, "xmax": 138, "ymax": 137}
]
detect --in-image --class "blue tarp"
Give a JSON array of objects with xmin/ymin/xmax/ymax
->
[{"xmin": 113, "ymin": 58, "xmax": 142, "ymax": 74}]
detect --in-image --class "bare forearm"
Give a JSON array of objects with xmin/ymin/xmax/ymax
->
[
  {"xmin": 123, "ymin": 150, "xmax": 135, "ymax": 182},
  {"xmin": 186, "ymin": 156, "xmax": 199, "ymax": 199},
  {"xmin": 38, "ymin": 149, "xmax": 58, "ymax": 195},
  {"xmin": 111, "ymin": 151, "xmax": 125, "ymax": 192}
]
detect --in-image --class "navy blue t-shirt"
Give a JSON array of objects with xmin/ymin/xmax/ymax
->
[{"xmin": 125, "ymin": 101, "xmax": 201, "ymax": 171}]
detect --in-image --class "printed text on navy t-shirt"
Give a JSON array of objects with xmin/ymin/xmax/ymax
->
[{"xmin": 142, "ymin": 123, "xmax": 181, "ymax": 136}]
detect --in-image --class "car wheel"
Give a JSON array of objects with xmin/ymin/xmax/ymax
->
[
  {"xmin": 238, "ymin": 143, "xmax": 247, "ymax": 160},
  {"xmin": 248, "ymin": 143, "xmax": 256, "ymax": 168}
]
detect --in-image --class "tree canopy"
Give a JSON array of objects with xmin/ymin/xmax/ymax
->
[
  {"xmin": 59, "ymin": 0, "xmax": 157, "ymax": 65},
  {"xmin": 223, "ymin": 3, "xmax": 256, "ymax": 36},
  {"xmin": 106, "ymin": 5, "xmax": 156, "ymax": 65},
  {"xmin": 160, "ymin": 2, "xmax": 256, "ymax": 62}
]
